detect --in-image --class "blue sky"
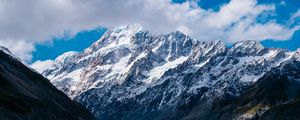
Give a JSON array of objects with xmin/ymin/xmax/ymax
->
[
  {"xmin": 32, "ymin": 28, "xmax": 106, "ymax": 62},
  {"xmin": 30, "ymin": 0, "xmax": 300, "ymax": 62}
]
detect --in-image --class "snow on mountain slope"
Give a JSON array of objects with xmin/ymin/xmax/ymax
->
[{"xmin": 34, "ymin": 25, "xmax": 298, "ymax": 119}]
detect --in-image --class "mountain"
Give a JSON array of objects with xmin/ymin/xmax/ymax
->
[
  {"xmin": 201, "ymin": 60, "xmax": 300, "ymax": 120},
  {"xmin": 35, "ymin": 25, "xmax": 300, "ymax": 120},
  {"xmin": 247, "ymin": 60, "xmax": 300, "ymax": 120},
  {"xmin": 258, "ymin": 52, "xmax": 300, "ymax": 120},
  {"xmin": 0, "ymin": 47, "xmax": 95, "ymax": 120}
]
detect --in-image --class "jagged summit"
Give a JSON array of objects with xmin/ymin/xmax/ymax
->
[
  {"xmin": 229, "ymin": 40, "xmax": 265, "ymax": 56},
  {"xmin": 232, "ymin": 40, "xmax": 262, "ymax": 47},
  {"xmin": 111, "ymin": 24, "xmax": 142, "ymax": 33}
]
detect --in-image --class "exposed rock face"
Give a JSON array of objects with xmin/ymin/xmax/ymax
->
[
  {"xmin": 200, "ymin": 60, "xmax": 300, "ymax": 120},
  {"xmin": 36, "ymin": 25, "xmax": 300, "ymax": 120},
  {"xmin": 0, "ymin": 48, "xmax": 95, "ymax": 120},
  {"xmin": 258, "ymin": 61, "xmax": 300, "ymax": 120}
]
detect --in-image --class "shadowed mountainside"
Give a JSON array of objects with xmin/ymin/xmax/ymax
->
[{"xmin": 0, "ymin": 49, "xmax": 95, "ymax": 120}]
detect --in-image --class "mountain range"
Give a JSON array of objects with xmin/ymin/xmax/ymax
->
[{"xmin": 19, "ymin": 25, "xmax": 300, "ymax": 119}]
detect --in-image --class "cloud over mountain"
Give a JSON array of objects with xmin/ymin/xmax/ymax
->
[{"xmin": 0, "ymin": 0, "xmax": 299, "ymax": 62}]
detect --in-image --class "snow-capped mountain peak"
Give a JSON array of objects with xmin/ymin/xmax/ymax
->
[
  {"xmin": 292, "ymin": 48, "xmax": 300, "ymax": 60},
  {"xmin": 229, "ymin": 40, "xmax": 265, "ymax": 56},
  {"xmin": 33, "ymin": 25, "xmax": 298, "ymax": 120},
  {"xmin": 55, "ymin": 51, "xmax": 79, "ymax": 64},
  {"xmin": 112, "ymin": 24, "xmax": 142, "ymax": 34}
]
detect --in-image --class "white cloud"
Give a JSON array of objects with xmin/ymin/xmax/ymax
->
[
  {"xmin": 228, "ymin": 21, "xmax": 299, "ymax": 42},
  {"xmin": 0, "ymin": 0, "xmax": 299, "ymax": 62},
  {"xmin": 279, "ymin": 0, "xmax": 286, "ymax": 6},
  {"xmin": 0, "ymin": 40, "xmax": 35, "ymax": 62}
]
